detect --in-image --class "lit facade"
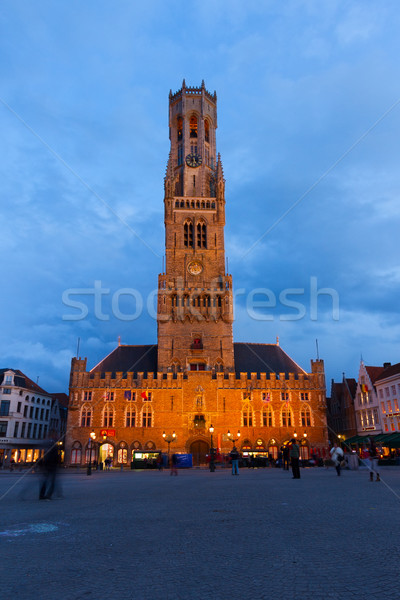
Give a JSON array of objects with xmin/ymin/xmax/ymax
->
[{"xmin": 66, "ymin": 81, "xmax": 328, "ymax": 467}]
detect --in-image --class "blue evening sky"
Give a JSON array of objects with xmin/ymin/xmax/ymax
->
[{"xmin": 1, "ymin": 0, "xmax": 400, "ymax": 392}]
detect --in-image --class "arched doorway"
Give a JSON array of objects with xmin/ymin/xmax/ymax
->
[{"xmin": 190, "ymin": 440, "xmax": 209, "ymax": 466}]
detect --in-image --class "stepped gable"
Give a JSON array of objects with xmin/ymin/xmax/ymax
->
[
  {"xmin": 90, "ymin": 345, "xmax": 158, "ymax": 376},
  {"xmin": 233, "ymin": 343, "xmax": 307, "ymax": 378}
]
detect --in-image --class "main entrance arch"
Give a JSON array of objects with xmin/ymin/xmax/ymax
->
[{"xmin": 190, "ymin": 440, "xmax": 209, "ymax": 466}]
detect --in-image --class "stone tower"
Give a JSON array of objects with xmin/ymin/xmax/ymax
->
[{"xmin": 157, "ymin": 80, "xmax": 234, "ymax": 373}]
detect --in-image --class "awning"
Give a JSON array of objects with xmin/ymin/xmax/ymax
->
[{"xmin": 345, "ymin": 435, "xmax": 371, "ymax": 445}]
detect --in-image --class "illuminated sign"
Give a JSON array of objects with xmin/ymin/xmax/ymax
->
[{"xmin": 100, "ymin": 429, "xmax": 116, "ymax": 437}]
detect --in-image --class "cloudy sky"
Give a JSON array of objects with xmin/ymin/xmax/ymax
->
[{"xmin": 1, "ymin": 0, "xmax": 400, "ymax": 392}]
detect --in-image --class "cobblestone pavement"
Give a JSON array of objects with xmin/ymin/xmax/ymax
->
[{"xmin": 1, "ymin": 465, "xmax": 400, "ymax": 600}]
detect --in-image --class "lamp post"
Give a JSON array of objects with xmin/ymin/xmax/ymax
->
[
  {"xmin": 209, "ymin": 425, "xmax": 215, "ymax": 472},
  {"xmin": 162, "ymin": 431, "xmax": 176, "ymax": 461},
  {"xmin": 87, "ymin": 430, "xmax": 96, "ymax": 476},
  {"xmin": 227, "ymin": 430, "xmax": 241, "ymax": 446}
]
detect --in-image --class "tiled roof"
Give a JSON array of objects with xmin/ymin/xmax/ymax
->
[
  {"xmin": 375, "ymin": 362, "xmax": 400, "ymax": 382},
  {"xmin": 88, "ymin": 343, "xmax": 308, "ymax": 378},
  {"xmin": 0, "ymin": 368, "xmax": 49, "ymax": 394},
  {"xmin": 365, "ymin": 366, "xmax": 385, "ymax": 384},
  {"xmin": 50, "ymin": 392, "xmax": 70, "ymax": 408},
  {"xmin": 345, "ymin": 378, "xmax": 357, "ymax": 397},
  {"xmin": 233, "ymin": 343, "xmax": 307, "ymax": 378},
  {"xmin": 90, "ymin": 345, "xmax": 158, "ymax": 375}
]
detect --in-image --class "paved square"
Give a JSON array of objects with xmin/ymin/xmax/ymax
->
[{"xmin": 1, "ymin": 465, "xmax": 399, "ymax": 599}]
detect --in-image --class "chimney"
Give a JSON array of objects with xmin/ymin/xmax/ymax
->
[{"xmin": 383, "ymin": 362, "xmax": 391, "ymax": 369}]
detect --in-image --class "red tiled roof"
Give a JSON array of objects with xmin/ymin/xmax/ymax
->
[
  {"xmin": 365, "ymin": 366, "xmax": 385, "ymax": 384},
  {"xmin": 375, "ymin": 362, "xmax": 400, "ymax": 382}
]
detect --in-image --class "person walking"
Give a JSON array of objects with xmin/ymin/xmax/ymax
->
[
  {"xmin": 369, "ymin": 440, "xmax": 380, "ymax": 482},
  {"xmin": 39, "ymin": 442, "xmax": 59, "ymax": 500},
  {"xmin": 290, "ymin": 439, "xmax": 300, "ymax": 479},
  {"xmin": 230, "ymin": 446, "xmax": 240, "ymax": 476},
  {"xmin": 330, "ymin": 442, "xmax": 344, "ymax": 476}
]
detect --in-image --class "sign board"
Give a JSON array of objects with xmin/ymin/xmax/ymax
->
[
  {"xmin": 100, "ymin": 429, "xmax": 116, "ymax": 437},
  {"xmin": 176, "ymin": 454, "xmax": 192, "ymax": 468}
]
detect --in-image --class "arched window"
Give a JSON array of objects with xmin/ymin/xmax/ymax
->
[
  {"xmin": 71, "ymin": 441, "xmax": 82, "ymax": 465},
  {"xmin": 204, "ymin": 119, "xmax": 210, "ymax": 143},
  {"xmin": 142, "ymin": 405, "xmax": 152, "ymax": 428},
  {"xmin": 103, "ymin": 404, "xmax": 114, "ymax": 427},
  {"xmin": 301, "ymin": 405, "xmax": 312, "ymax": 427},
  {"xmin": 189, "ymin": 115, "xmax": 198, "ymax": 138},
  {"xmin": 281, "ymin": 407, "xmax": 292, "ymax": 427},
  {"xmin": 197, "ymin": 222, "xmax": 207, "ymax": 248},
  {"xmin": 184, "ymin": 221, "xmax": 194, "ymax": 248},
  {"xmin": 126, "ymin": 408, "xmax": 136, "ymax": 427},
  {"xmin": 80, "ymin": 405, "xmax": 92, "ymax": 427},
  {"xmin": 242, "ymin": 402, "xmax": 253, "ymax": 427},
  {"xmin": 262, "ymin": 406, "xmax": 273, "ymax": 427},
  {"xmin": 177, "ymin": 116, "xmax": 183, "ymax": 141}
]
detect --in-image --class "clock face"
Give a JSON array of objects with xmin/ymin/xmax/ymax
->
[
  {"xmin": 187, "ymin": 260, "xmax": 203, "ymax": 276},
  {"xmin": 186, "ymin": 153, "xmax": 202, "ymax": 168}
]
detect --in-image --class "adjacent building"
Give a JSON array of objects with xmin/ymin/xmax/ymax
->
[
  {"xmin": 327, "ymin": 375, "xmax": 357, "ymax": 443},
  {"xmin": 375, "ymin": 363, "xmax": 400, "ymax": 434},
  {"xmin": 66, "ymin": 81, "xmax": 328, "ymax": 467}
]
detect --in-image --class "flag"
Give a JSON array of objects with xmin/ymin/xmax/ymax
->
[
  {"xmin": 141, "ymin": 391, "xmax": 148, "ymax": 400},
  {"xmin": 262, "ymin": 393, "xmax": 270, "ymax": 403},
  {"xmin": 361, "ymin": 384, "xmax": 368, "ymax": 393},
  {"xmin": 124, "ymin": 390, "xmax": 132, "ymax": 401}
]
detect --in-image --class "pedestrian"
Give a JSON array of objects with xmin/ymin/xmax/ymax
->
[
  {"xmin": 282, "ymin": 445, "xmax": 290, "ymax": 470},
  {"xmin": 289, "ymin": 439, "xmax": 300, "ymax": 479},
  {"xmin": 368, "ymin": 440, "xmax": 380, "ymax": 482},
  {"xmin": 230, "ymin": 446, "xmax": 240, "ymax": 475},
  {"xmin": 156, "ymin": 453, "xmax": 163, "ymax": 471},
  {"xmin": 39, "ymin": 442, "xmax": 60, "ymax": 500},
  {"xmin": 361, "ymin": 444, "xmax": 370, "ymax": 476},
  {"xmin": 330, "ymin": 442, "xmax": 344, "ymax": 477},
  {"xmin": 170, "ymin": 453, "xmax": 178, "ymax": 476}
]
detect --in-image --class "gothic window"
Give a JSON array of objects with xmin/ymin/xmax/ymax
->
[
  {"xmin": 103, "ymin": 404, "xmax": 114, "ymax": 427},
  {"xmin": 126, "ymin": 408, "xmax": 136, "ymax": 427},
  {"xmin": 204, "ymin": 295, "xmax": 210, "ymax": 307},
  {"xmin": 301, "ymin": 406, "xmax": 311, "ymax": 427},
  {"xmin": 209, "ymin": 175, "xmax": 216, "ymax": 197},
  {"xmin": 177, "ymin": 116, "xmax": 183, "ymax": 141},
  {"xmin": 80, "ymin": 405, "xmax": 92, "ymax": 427},
  {"xmin": 189, "ymin": 115, "xmax": 198, "ymax": 138},
  {"xmin": 178, "ymin": 144, "xmax": 183, "ymax": 166},
  {"xmin": 184, "ymin": 221, "xmax": 194, "ymax": 248},
  {"xmin": 281, "ymin": 407, "xmax": 292, "ymax": 427},
  {"xmin": 242, "ymin": 403, "xmax": 253, "ymax": 427},
  {"xmin": 217, "ymin": 295, "xmax": 222, "ymax": 308},
  {"xmin": 197, "ymin": 222, "xmax": 207, "ymax": 248},
  {"xmin": 142, "ymin": 405, "xmax": 152, "ymax": 428},
  {"xmin": 204, "ymin": 119, "xmax": 210, "ymax": 143},
  {"xmin": 262, "ymin": 406, "xmax": 273, "ymax": 427}
]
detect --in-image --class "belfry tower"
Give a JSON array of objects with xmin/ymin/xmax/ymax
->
[{"xmin": 157, "ymin": 80, "xmax": 234, "ymax": 373}]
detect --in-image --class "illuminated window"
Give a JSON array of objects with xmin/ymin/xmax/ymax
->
[
  {"xmin": 394, "ymin": 400, "xmax": 399, "ymax": 412},
  {"xmin": 118, "ymin": 449, "xmax": 128, "ymax": 464},
  {"xmin": 189, "ymin": 115, "xmax": 198, "ymax": 138},
  {"xmin": 142, "ymin": 405, "xmax": 152, "ymax": 428},
  {"xmin": 301, "ymin": 406, "xmax": 311, "ymax": 427},
  {"xmin": 103, "ymin": 405, "xmax": 114, "ymax": 427},
  {"xmin": 126, "ymin": 409, "xmax": 136, "ymax": 427},
  {"xmin": 281, "ymin": 408, "xmax": 292, "ymax": 427},
  {"xmin": 242, "ymin": 403, "xmax": 253, "ymax": 427},
  {"xmin": 177, "ymin": 116, "xmax": 183, "ymax": 141},
  {"xmin": 80, "ymin": 405, "xmax": 92, "ymax": 427},
  {"xmin": 262, "ymin": 406, "xmax": 273, "ymax": 427},
  {"xmin": 387, "ymin": 401, "xmax": 392, "ymax": 413},
  {"xmin": 381, "ymin": 402, "xmax": 386, "ymax": 414}
]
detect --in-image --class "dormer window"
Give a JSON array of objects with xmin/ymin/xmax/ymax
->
[
  {"xmin": 189, "ymin": 116, "xmax": 198, "ymax": 138},
  {"xmin": 5, "ymin": 374, "xmax": 13, "ymax": 385}
]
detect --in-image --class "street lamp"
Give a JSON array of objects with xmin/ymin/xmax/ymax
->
[
  {"xmin": 162, "ymin": 431, "xmax": 176, "ymax": 460},
  {"xmin": 227, "ymin": 430, "xmax": 241, "ymax": 446},
  {"xmin": 87, "ymin": 430, "xmax": 96, "ymax": 476},
  {"xmin": 293, "ymin": 431, "xmax": 298, "ymax": 438},
  {"xmin": 209, "ymin": 425, "xmax": 215, "ymax": 472}
]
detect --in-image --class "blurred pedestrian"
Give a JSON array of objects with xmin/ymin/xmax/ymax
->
[
  {"xmin": 330, "ymin": 442, "xmax": 344, "ymax": 477},
  {"xmin": 170, "ymin": 453, "xmax": 178, "ymax": 476},
  {"xmin": 290, "ymin": 439, "xmax": 300, "ymax": 479},
  {"xmin": 39, "ymin": 442, "xmax": 60, "ymax": 500},
  {"xmin": 369, "ymin": 440, "xmax": 380, "ymax": 482},
  {"xmin": 282, "ymin": 445, "xmax": 290, "ymax": 470},
  {"xmin": 230, "ymin": 446, "xmax": 240, "ymax": 475}
]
